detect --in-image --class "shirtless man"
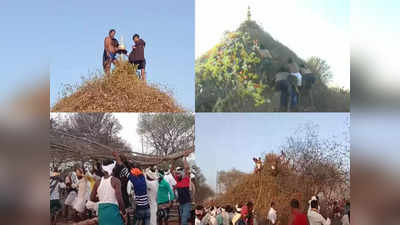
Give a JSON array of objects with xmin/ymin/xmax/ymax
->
[
  {"xmin": 90, "ymin": 160, "xmax": 126, "ymax": 225},
  {"xmin": 103, "ymin": 29, "xmax": 118, "ymax": 74}
]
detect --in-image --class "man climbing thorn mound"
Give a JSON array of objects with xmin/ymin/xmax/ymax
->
[
  {"xmin": 253, "ymin": 157, "xmax": 263, "ymax": 173},
  {"xmin": 300, "ymin": 64, "xmax": 316, "ymax": 111},
  {"xmin": 287, "ymin": 58, "xmax": 302, "ymax": 112}
]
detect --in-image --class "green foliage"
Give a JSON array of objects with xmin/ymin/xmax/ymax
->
[
  {"xmin": 196, "ymin": 31, "xmax": 270, "ymax": 112},
  {"xmin": 307, "ymin": 56, "xmax": 333, "ymax": 84}
]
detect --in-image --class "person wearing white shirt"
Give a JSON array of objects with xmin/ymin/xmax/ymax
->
[
  {"xmin": 231, "ymin": 205, "xmax": 242, "ymax": 225},
  {"xmin": 64, "ymin": 173, "xmax": 78, "ymax": 219},
  {"xmin": 308, "ymin": 196, "xmax": 320, "ymax": 216},
  {"xmin": 163, "ymin": 169, "xmax": 177, "ymax": 200},
  {"xmin": 145, "ymin": 168, "xmax": 160, "ymax": 225},
  {"xmin": 267, "ymin": 202, "xmax": 277, "ymax": 225},
  {"xmin": 164, "ymin": 169, "xmax": 177, "ymax": 190},
  {"xmin": 308, "ymin": 200, "xmax": 331, "ymax": 225}
]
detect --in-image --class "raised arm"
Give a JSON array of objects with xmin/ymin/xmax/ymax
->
[
  {"xmin": 170, "ymin": 160, "xmax": 176, "ymax": 176},
  {"xmin": 183, "ymin": 153, "xmax": 190, "ymax": 176},
  {"xmin": 320, "ymin": 215, "xmax": 330, "ymax": 225},
  {"xmin": 113, "ymin": 151, "xmax": 133, "ymax": 180},
  {"xmin": 113, "ymin": 151, "xmax": 124, "ymax": 166},
  {"xmin": 112, "ymin": 177, "xmax": 126, "ymax": 214}
]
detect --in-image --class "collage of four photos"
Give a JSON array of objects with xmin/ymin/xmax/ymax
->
[{"xmin": 49, "ymin": 1, "xmax": 350, "ymax": 225}]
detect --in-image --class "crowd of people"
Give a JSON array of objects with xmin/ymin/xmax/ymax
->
[
  {"xmin": 194, "ymin": 203, "xmax": 253, "ymax": 225},
  {"xmin": 49, "ymin": 151, "xmax": 197, "ymax": 225},
  {"xmin": 193, "ymin": 196, "xmax": 350, "ymax": 225},
  {"xmin": 103, "ymin": 29, "xmax": 147, "ymax": 81},
  {"xmin": 274, "ymin": 58, "xmax": 316, "ymax": 112}
]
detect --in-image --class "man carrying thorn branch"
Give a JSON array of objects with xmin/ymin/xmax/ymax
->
[
  {"xmin": 171, "ymin": 152, "xmax": 192, "ymax": 225},
  {"xmin": 90, "ymin": 160, "xmax": 126, "ymax": 225},
  {"xmin": 112, "ymin": 151, "xmax": 151, "ymax": 225}
]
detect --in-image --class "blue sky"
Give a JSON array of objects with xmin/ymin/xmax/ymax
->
[
  {"xmin": 38, "ymin": 0, "xmax": 194, "ymax": 110},
  {"xmin": 195, "ymin": 113, "xmax": 349, "ymax": 190},
  {"xmin": 2, "ymin": 0, "xmax": 400, "ymax": 101}
]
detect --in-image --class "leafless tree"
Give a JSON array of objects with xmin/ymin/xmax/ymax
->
[
  {"xmin": 137, "ymin": 113, "xmax": 195, "ymax": 156},
  {"xmin": 51, "ymin": 113, "xmax": 127, "ymax": 150},
  {"xmin": 281, "ymin": 122, "xmax": 350, "ymax": 198}
]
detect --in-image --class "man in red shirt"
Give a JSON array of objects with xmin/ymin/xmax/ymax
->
[
  {"xmin": 171, "ymin": 153, "xmax": 191, "ymax": 225},
  {"xmin": 237, "ymin": 202, "xmax": 255, "ymax": 225},
  {"xmin": 288, "ymin": 199, "xmax": 309, "ymax": 225}
]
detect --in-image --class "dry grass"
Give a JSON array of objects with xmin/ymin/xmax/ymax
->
[{"xmin": 52, "ymin": 61, "xmax": 184, "ymax": 112}]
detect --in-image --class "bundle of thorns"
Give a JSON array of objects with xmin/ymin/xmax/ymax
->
[
  {"xmin": 215, "ymin": 154, "xmax": 309, "ymax": 225},
  {"xmin": 49, "ymin": 130, "xmax": 194, "ymax": 166},
  {"xmin": 52, "ymin": 62, "xmax": 183, "ymax": 112}
]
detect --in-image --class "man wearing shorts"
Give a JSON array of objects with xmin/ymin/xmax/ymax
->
[
  {"xmin": 103, "ymin": 29, "xmax": 118, "ymax": 74},
  {"xmin": 129, "ymin": 34, "xmax": 147, "ymax": 81}
]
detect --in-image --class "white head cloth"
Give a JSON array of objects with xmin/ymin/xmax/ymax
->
[
  {"xmin": 102, "ymin": 161, "xmax": 116, "ymax": 175},
  {"xmin": 145, "ymin": 168, "xmax": 158, "ymax": 180}
]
